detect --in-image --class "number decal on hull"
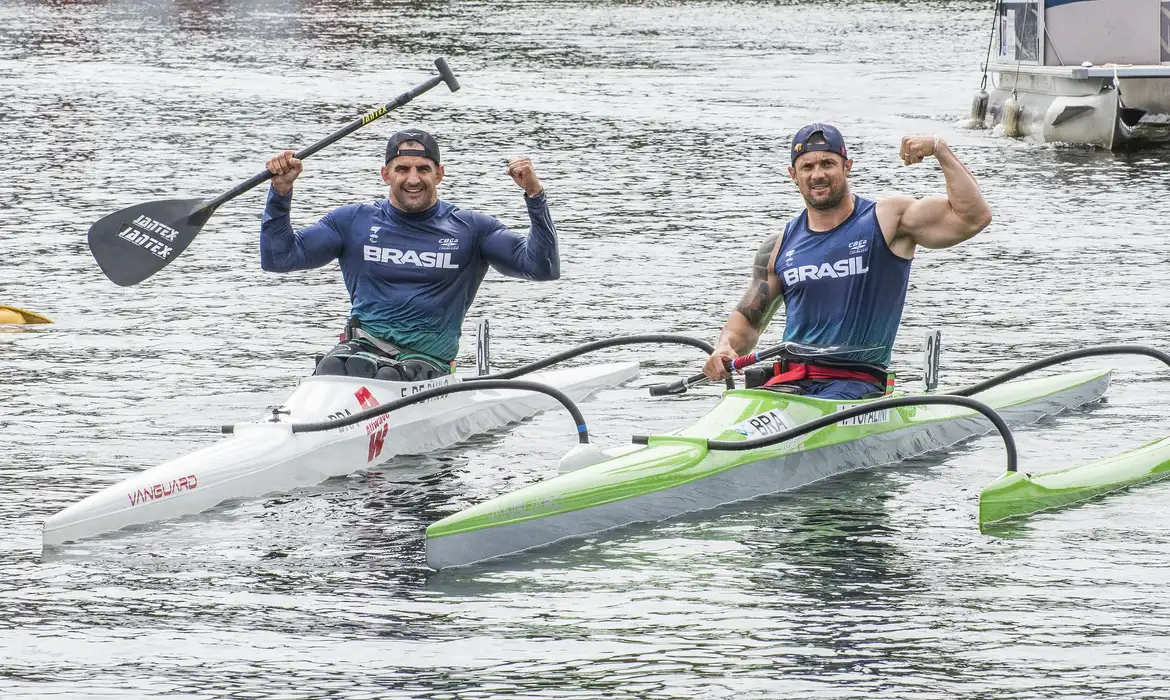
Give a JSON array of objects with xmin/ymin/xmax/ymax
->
[
  {"xmin": 731, "ymin": 408, "xmax": 793, "ymax": 438},
  {"xmin": 368, "ymin": 423, "xmax": 388, "ymax": 461},
  {"xmin": 355, "ymin": 387, "xmax": 391, "ymax": 463}
]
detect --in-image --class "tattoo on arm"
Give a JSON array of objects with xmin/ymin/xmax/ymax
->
[{"xmin": 735, "ymin": 232, "xmax": 782, "ymax": 329}]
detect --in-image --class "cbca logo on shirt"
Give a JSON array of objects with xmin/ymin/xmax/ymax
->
[
  {"xmin": 364, "ymin": 246, "xmax": 460, "ymax": 269},
  {"xmin": 438, "ymin": 237, "xmax": 459, "ymax": 250}
]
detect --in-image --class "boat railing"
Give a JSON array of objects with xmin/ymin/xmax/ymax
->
[{"xmin": 986, "ymin": 62, "xmax": 1170, "ymax": 79}]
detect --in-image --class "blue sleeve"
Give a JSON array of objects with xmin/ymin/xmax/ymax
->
[
  {"xmin": 477, "ymin": 192, "xmax": 560, "ymax": 281},
  {"xmin": 260, "ymin": 187, "xmax": 350, "ymax": 272}
]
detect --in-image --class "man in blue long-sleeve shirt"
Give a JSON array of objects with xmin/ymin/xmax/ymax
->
[{"xmin": 261, "ymin": 129, "xmax": 559, "ymax": 382}]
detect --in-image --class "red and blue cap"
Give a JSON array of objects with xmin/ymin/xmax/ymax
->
[{"xmin": 790, "ymin": 123, "xmax": 848, "ymax": 165}]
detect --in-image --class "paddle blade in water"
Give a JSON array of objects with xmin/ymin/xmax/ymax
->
[{"xmin": 87, "ymin": 197, "xmax": 215, "ymax": 286}]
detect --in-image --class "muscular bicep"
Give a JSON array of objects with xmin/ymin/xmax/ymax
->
[
  {"xmin": 892, "ymin": 195, "xmax": 976, "ymax": 250},
  {"xmin": 734, "ymin": 232, "xmax": 784, "ymax": 330}
]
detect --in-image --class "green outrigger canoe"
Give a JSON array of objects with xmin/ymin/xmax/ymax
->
[
  {"xmin": 979, "ymin": 435, "xmax": 1170, "ymax": 527},
  {"xmin": 426, "ymin": 367, "xmax": 1113, "ymax": 570}
]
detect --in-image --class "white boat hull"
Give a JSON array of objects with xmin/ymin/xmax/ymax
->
[
  {"xmin": 43, "ymin": 361, "xmax": 639, "ymax": 547},
  {"xmin": 987, "ymin": 75, "xmax": 1129, "ymax": 149},
  {"xmin": 982, "ymin": 68, "xmax": 1170, "ymax": 149}
]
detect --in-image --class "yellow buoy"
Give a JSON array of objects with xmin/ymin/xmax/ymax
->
[
  {"xmin": 1002, "ymin": 94, "xmax": 1022, "ymax": 137},
  {"xmin": 0, "ymin": 305, "xmax": 52, "ymax": 324}
]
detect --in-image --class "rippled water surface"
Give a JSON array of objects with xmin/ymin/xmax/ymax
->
[{"xmin": 4, "ymin": 1, "xmax": 1170, "ymax": 698}]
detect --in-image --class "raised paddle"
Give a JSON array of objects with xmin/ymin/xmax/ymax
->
[{"xmin": 88, "ymin": 57, "xmax": 461, "ymax": 287}]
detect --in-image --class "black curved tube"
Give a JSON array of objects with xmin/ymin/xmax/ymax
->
[
  {"xmin": 467, "ymin": 333, "xmax": 735, "ymax": 390},
  {"xmin": 632, "ymin": 394, "xmax": 1018, "ymax": 471},
  {"xmin": 951, "ymin": 345, "xmax": 1170, "ymax": 397},
  {"xmin": 284, "ymin": 380, "xmax": 590, "ymax": 443}
]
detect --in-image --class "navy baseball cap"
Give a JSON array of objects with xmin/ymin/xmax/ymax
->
[
  {"xmin": 790, "ymin": 123, "xmax": 848, "ymax": 165},
  {"xmin": 385, "ymin": 129, "xmax": 440, "ymax": 165}
]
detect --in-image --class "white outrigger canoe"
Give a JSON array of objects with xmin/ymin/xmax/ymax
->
[{"xmin": 43, "ymin": 360, "xmax": 639, "ymax": 547}]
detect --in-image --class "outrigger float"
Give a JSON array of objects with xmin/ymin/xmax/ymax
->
[
  {"xmin": 426, "ymin": 342, "xmax": 1170, "ymax": 570},
  {"xmin": 980, "ymin": 433, "xmax": 1170, "ymax": 526}
]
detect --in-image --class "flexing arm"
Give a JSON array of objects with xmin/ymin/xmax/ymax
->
[
  {"xmin": 478, "ymin": 192, "xmax": 560, "ymax": 280},
  {"xmin": 258, "ymin": 150, "xmax": 345, "ymax": 272},
  {"xmin": 260, "ymin": 189, "xmax": 346, "ymax": 272},
  {"xmin": 703, "ymin": 232, "xmax": 784, "ymax": 380},
  {"xmin": 883, "ymin": 136, "xmax": 993, "ymax": 253}
]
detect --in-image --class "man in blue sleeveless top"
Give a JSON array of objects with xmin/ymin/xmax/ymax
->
[
  {"xmin": 703, "ymin": 123, "xmax": 992, "ymax": 399},
  {"xmin": 260, "ymin": 129, "xmax": 558, "ymax": 382}
]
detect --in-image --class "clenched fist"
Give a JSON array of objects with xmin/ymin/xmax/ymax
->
[
  {"xmin": 703, "ymin": 346, "xmax": 739, "ymax": 381},
  {"xmin": 507, "ymin": 157, "xmax": 544, "ymax": 198},
  {"xmin": 266, "ymin": 150, "xmax": 303, "ymax": 195},
  {"xmin": 899, "ymin": 136, "xmax": 941, "ymax": 166}
]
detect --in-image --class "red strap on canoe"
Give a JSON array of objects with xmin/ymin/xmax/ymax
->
[{"xmin": 763, "ymin": 362, "xmax": 882, "ymax": 387}]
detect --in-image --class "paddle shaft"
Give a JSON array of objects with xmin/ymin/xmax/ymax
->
[
  {"xmin": 650, "ymin": 340, "xmax": 890, "ymax": 396},
  {"xmin": 650, "ymin": 349, "xmax": 774, "ymax": 395},
  {"xmin": 202, "ymin": 59, "xmax": 459, "ymax": 213}
]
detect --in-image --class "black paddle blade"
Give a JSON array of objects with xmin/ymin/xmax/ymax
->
[{"xmin": 87, "ymin": 198, "xmax": 215, "ymax": 286}]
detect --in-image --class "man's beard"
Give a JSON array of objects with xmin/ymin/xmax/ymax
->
[
  {"xmin": 395, "ymin": 188, "xmax": 434, "ymax": 212},
  {"xmin": 804, "ymin": 182, "xmax": 847, "ymax": 211}
]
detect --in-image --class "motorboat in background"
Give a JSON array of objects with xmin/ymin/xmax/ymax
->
[{"xmin": 968, "ymin": 0, "xmax": 1170, "ymax": 148}]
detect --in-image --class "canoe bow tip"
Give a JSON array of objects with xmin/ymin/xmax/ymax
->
[{"xmin": 0, "ymin": 306, "xmax": 53, "ymax": 324}]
